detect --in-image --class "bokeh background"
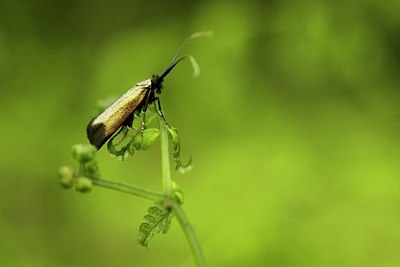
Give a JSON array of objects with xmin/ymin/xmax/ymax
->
[{"xmin": 1, "ymin": 0, "xmax": 400, "ymax": 266}]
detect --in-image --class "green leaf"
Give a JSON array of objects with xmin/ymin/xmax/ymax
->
[
  {"xmin": 106, "ymin": 109, "xmax": 160, "ymax": 160},
  {"xmin": 107, "ymin": 126, "xmax": 133, "ymax": 160},
  {"xmin": 172, "ymin": 181, "xmax": 185, "ymax": 204},
  {"xmin": 131, "ymin": 107, "xmax": 157, "ymax": 130},
  {"xmin": 177, "ymin": 157, "xmax": 193, "ymax": 174},
  {"xmin": 132, "ymin": 128, "xmax": 160, "ymax": 151},
  {"xmin": 144, "ymin": 108, "xmax": 157, "ymax": 126},
  {"xmin": 167, "ymin": 128, "xmax": 193, "ymax": 174},
  {"xmin": 137, "ymin": 206, "xmax": 173, "ymax": 248}
]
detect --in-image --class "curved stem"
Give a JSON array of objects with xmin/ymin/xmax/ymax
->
[
  {"xmin": 91, "ymin": 178, "xmax": 164, "ymax": 202},
  {"xmin": 172, "ymin": 202, "xmax": 207, "ymax": 267}
]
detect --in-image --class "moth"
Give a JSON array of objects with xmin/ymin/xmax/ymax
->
[{"xmin": 87, "ymin": 31, "xmax": 212, "ymax": 149}]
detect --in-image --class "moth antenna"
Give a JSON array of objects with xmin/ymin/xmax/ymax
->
[
  {"xmin": 160, "ymin": 55, "xmax": 200, "ymax": 80},
  {"xmin": 185, "ymin": 55, "xmax": 200, "ymax": 77},
  {"xmin": 169, "ymin": 31, "xmax": 213, "ymax": 66},
  {"xmin": 160, "ymin": 31, "xmax": 213, "ymax": 79}
]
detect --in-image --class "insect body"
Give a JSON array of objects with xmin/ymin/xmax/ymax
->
[
  {"xmin": 86, "ymin": 31, "xmax": 212, "ymax": 150},
  {"xmin": 87, "ymin": 78, "xmax": 152, "ymax": 149}
]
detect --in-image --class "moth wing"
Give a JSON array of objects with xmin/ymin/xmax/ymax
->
[{"xmin": 87, "ymin": 79, "xmax": 152, "ymax": 149}]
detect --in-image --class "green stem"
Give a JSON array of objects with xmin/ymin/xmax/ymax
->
[
  {"xmin": 157, "ymin": 116, "xmax": 206, "ymax": 267},
  {"xmin": 91, "ymin": 178, "xmax": 164, "ymax": 202},
  {"xmin": 172, "ymin": 202, "xmax": 207, "ymax": 267},
  {"xmin": 158, "ymin": 117, "xmax": 172, "ymax": 196}
]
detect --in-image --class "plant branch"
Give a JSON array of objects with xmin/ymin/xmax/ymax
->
[{"xmin": 91, "ymin": 178, "xmax": 164, "ymax": 202}]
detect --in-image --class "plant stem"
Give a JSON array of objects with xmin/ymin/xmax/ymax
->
[
  {"xmin": 172, "ymin": 202, "xmax": 207, "ymax": 267},
  {"xmin": 157, "ymin": 116, "xmax": 206, "ymax": 267},
  {"xmin": 158, "ymin": 117, "xmax": 172, "ymax": 196},
  {"xmin": 91, "ymin": 178, "xmax": 164, "ymax": 202}
]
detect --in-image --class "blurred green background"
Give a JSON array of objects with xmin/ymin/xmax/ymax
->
[{"xmin": 1, "ymin": 0, "xmax": 400, "ymax": 266}]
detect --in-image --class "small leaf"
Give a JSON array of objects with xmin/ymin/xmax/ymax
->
[
  {"xmin": 161, "ymin": 215, "xmax": 172, "ymax": 234},
  {"xmin": 139, "ymin": 223, "xmax": 150, "ymax": 231},
  {"xmin": 148, "ymin": 206, "xmax": 161, "ymax": 213},
  {"xmin": 176, "ymin": 157, "xmax": 193, "ymax": 174},
  {"xmin": 148, "ymin": 206, "xmax": 164, "ymax": 217},
  {"xmin": 107, "ymin": 126, "xmax": 132, "ymax": 160},
  {"xmin": 143, "ymin": 214, "xmax": 157, "ymax": 224},
  {"xmin": 144, "ymin": 108, "xmax": 157, "ymax": 126},
  {"xmin": 171, "ymin": 181, "xmax": 185, "ymax": 204},
  {"xmin": 167, "ymin": 128, "xmax": 193, "ymax": 174},
  {"xmin": 132, "ymin": 107, "xmax": 157, "ymax": 130},
  {"xmin": 168, "ymin": 127, "xmax": 179, "ymax": 145},
  {"xmin": 137, "ymin": 206, "xmax": 173, "ymax": 248},
  {"xmin": 132, "ymin": 128, "xmax": 160, "ymax": 151}
]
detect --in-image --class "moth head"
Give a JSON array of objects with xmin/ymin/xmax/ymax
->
[{"xmin": 151, "ymin": 74, "xmax": 163, "ymax": 94}]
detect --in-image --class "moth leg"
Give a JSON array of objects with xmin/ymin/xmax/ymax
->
[
  {"xmin": 141, "ymin": 112, "xmax": 146, "ymax": 134},
  {"xmin": 141, "ymin": 91, "xmax": 152, "ymax": 134},
  {"xmin": 154, "ymin": 97, "xmax": 171, "ymax": 128},
  {"xmin": 112, "ymin": 125, "xmax": 129, "ymax": 146}
]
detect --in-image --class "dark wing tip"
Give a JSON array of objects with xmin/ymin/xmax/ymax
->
[{"xmin": 86, "ymin": 120, "xmax": 106, "ymax": 150}]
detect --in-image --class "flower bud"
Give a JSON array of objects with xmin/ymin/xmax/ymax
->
[
  {"xmin": 75, "ymin": 176, "xmax": 93, "ymax": 193},
  {"xmin": 59, "ymin": 166, "xmax": 75, "ymax": 188},
  {"xmin": 72, "ymin": 144, "xmax": 97, "ymax": 163}
]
